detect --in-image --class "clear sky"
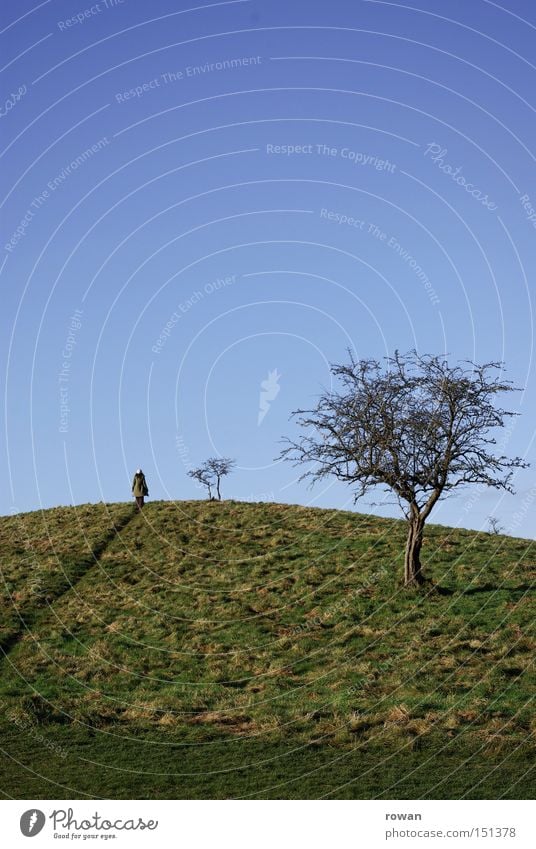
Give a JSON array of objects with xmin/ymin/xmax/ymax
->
[{"xmin": 1, "ymin": 0, "xmax": 535, "ymax": 536}]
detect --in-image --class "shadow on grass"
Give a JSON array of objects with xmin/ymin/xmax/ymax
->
[
  {"xmin": 0, "ymin": 723, "xmax": 534, "ymax": 800},
  {"xmin": 0, "ymin": 508, "xmax": 139, "ymax": 658},
  {"xmin": 428, "ymin": 582, "xmax": 534, "ymax": 597},
  {"xmin": 462, "ymin": 583, "xmax": 534, "ymax": 596}
]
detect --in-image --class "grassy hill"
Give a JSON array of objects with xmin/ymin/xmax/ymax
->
[{"xmin": 0, "ymin": 499, "xmax": 534, "ymax": 799}]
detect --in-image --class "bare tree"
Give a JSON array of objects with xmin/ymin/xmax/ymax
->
[
  {"xmin": 188, "ymin": 466, "xmax": 214, "ymax": 500},
  {"xmin": 188, "ymin": 457, "xmax": 236, "ymax": 500},
  {"xmin": 487, "ymin": 516, "xmax": 504, "ymax": 535},
  {"xmin": 280, "ymin": 351, "xmax": 527, "ymax": 587},
  {"xmin": 206, "ymin": 457, "xmax": 236, "ymax": 500}
]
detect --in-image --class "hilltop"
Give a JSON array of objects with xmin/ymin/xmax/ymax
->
[{"xmin": 0, "ymin": 499, "xmax": 534, "ymax": 799}]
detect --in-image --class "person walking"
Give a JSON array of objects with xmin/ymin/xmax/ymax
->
[{"xmin": 132, "ymin": 468, "xmax": 149, "ymax": 510}]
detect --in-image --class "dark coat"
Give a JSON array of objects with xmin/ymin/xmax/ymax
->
[{"xmin": 132, "ymin": 473, "xmax": 148, "ymax": 497}]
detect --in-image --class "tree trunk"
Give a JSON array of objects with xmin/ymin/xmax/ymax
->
[
  {"xmin": 216, "ymin": 477, "xmax": 221, "ymax": 500},
  {"xmin": 404, "ymin": 514, "xmax": 426, "ymax": 587}
]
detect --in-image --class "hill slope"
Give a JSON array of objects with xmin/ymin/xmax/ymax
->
[{"xmin": 0, "ymin": 499, "xmax": 534, "ymax": 798}]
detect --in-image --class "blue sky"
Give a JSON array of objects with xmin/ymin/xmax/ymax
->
[{"xmin": 1, "ymin": 0, "xmax": 535, "ymax": 536}]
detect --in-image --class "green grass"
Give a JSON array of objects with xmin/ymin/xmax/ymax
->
[
  {"xmin": 1, "ymin": 723, "xmax": 533, "ymax": 799},
  {"xmin": 0, "ymin": 499, "xmax": 534, "ymax": 798},
  {"xmin": 0, "ymin": 502, "xmax": 133, "ymax": 652}
]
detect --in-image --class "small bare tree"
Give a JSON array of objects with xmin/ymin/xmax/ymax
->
[
  {"xmin": 281, "ymin": 351, "xmax": 527, "ymax": 587},
  {"xmin": 487, "ymin": 516, "xmax": 504, "ymax": 535},
  {"xmin": 188, "ymin": 457, "xmax": 236, "ymax": 500},
  {"xmin": 188, "ymin": 466, "xmax": 214, "ymax": 500},
  {"xmin": 206, "ymin": 457, "xmax": 236, "ymax": 500}
]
